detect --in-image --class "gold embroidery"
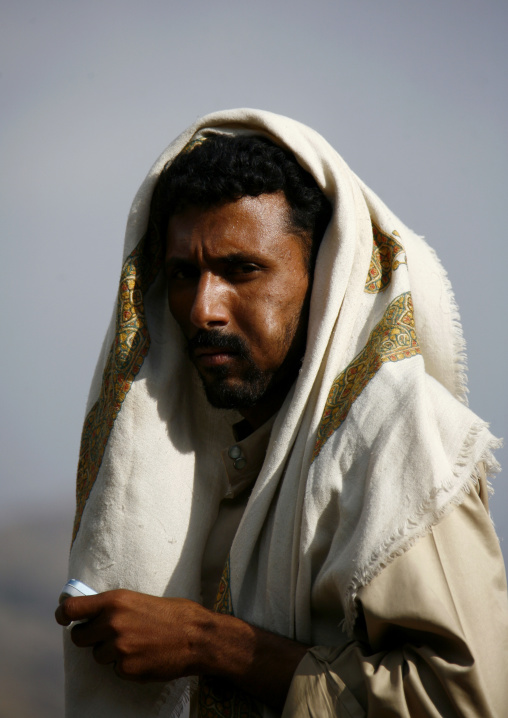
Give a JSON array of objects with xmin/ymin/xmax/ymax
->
[
  {"xmin": 197, "ymin": 557, "xmax": 261, "ymax": 718},
  {"xmin": 214, "ymin": 554, "xmax": 233, "ymax": 615},
  {"xmin": 197, "ymin": 679, "xmax": 261, "ymax": 718},
  {"xmin": 365, "ymin": 224, "xmax": 406, "ymax": 293},
  {"xmin": 313, "ymin": 292, "xmax": 420, "ymax": 460},
  {"xmin": 72, "ymin": 229, "xmax": 162, "ymax": 544},
  {"xmin": 181, "ymin": 136, "xmax": 208, "ymax": 154}
]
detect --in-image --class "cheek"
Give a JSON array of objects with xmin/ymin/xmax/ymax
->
[
  {"xmin": 240, "ymin": 277, "xmax": 309, "ymax": 356},
  {"xmin": 167, "ymin": 287, "xmax": 191, "ymax": 331}
]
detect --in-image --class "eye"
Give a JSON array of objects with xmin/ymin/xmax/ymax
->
[
  {"xmin": 172, "ymin": 269, "xmax": 189, "ymax": 280},
  {"xmin": 167, "ymin": 264, "xmax": 199, "ymax": 281},
  {"xmin": 227, "ymin": 263, "xmax": 260, "ymax": 276}
]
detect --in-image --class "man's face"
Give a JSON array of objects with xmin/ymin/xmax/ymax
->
[{"xmin": 165, "ymin": 192, "xmax": 310, "ymax": 419}]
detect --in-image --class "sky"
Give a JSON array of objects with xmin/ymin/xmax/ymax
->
[{"xmin": 1, "ymin": 0, "xmax": 507, "ymax": 564}]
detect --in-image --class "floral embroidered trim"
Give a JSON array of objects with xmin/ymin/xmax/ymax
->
[
  {"xmin": 313, "ymin": 292, "xmax": 420, "ymax": 460},
  {"xmin": 365, "ymin": 225, "xmax": 406, "ymax": 293},
  {"xmin": 214, "ymin": 554, "xmax": 233, "ymax": 615},
  {"xmin": 197, "ymin": 679, "xmax": 261, "ymax": 718},
  {"xmin": 197, "ymin": 556, "xmax": 261, "ymax": 717},
  {"xmin": 72, "ymin": 229, "xmax": 162, "ymax": 544}
]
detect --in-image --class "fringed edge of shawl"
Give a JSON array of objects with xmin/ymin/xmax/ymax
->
[
  {"xmin": 341, "ymin": 421, "xmax": 503, "ymax": 636},
  {"xmin": 421, "ymin": 237, "xmax": 470, "ymax": 407},
  {"xmin": 156, "ymin": 676, "xmax": 198, "ymax": 718}
]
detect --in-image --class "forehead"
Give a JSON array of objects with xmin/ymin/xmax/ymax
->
[{"xmin": 165, "ymin": 192, "xmax": 303, "ymax": 261}]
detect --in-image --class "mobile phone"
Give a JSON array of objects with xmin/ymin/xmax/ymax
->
[{"xmin": 59, "ymin": 579, "xmax": 97, "ymax": 604}]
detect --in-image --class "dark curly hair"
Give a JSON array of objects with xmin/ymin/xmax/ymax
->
[{"xmin": 151, "ymin": 134, "xmax": 332, "ymax": 269}]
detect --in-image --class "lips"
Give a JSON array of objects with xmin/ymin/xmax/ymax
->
[{"xmin": 194, "ymin": 347, "xmax": 238, "ymax": 367}]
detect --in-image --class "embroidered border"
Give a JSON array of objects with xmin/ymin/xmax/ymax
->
[
  {"xmin": 214, "ymin": 554, "xmax": 233, "ymax": 615},
  {"xmin": 365, "ymin": 225, "xmax": 406, "ymax": 293},
  {"xmin": 197, "ymin": 680, "xmax": 261, "ymax": 718},
  {"xmin": 197, "ymin": 556, "xmax": 261, "ymax": 718},
  {"xmin": 72, "ymin": 229, "xmax": 162, "ymax": 544},
  {"xmin": 313, "ymin": 292, "xmax": 420, "ymax": 461},
  {"xmin": 181, "ymin": 136, "xmax": 208, "ymax": 154}
]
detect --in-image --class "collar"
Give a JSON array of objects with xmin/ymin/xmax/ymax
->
[{"xmin": 221, "ymin": 414, "xmax": 277, "ymax": 499}]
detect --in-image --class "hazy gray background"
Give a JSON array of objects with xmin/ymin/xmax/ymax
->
[{"xmin": 1, "ymin": 1, "xmax": 506, "ymax": 715}]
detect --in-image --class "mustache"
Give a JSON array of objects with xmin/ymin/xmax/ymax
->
[{"xmin": 187, "ymin": 329, "xmax": 250, "ymax": 358}]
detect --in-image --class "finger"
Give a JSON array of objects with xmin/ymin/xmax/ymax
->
[
  {"xmin": 92, "ymin": 641, "xmax": 117, "ymax": 666},
  {"xmin": 70, "ymin": 613, "xmax": 113, "ymax": 647},
  {"xmin": 55, "ymin": 602, "xmax": 72, "ymax": 626},
  {"xmin": 56, "ymin": 594, "xmax": 102, "ymax": 625},
  {"xmin": 113, "ymin": 661, "xmax": 127, "ymax": 681},
  {"xmin": 70, "ymin": 621, "xmax": 96, "ymax": 647},
  {"xmin": 111, "ymin": 659, "xmax": 148, "ymax": 684}
]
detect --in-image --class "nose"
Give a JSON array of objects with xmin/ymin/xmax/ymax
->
[{"xmin": 190, "ymin": 272, "xmax": 229, "ymax": 329}]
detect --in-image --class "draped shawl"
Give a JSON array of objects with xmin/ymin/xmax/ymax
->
[{"xmin": 65, "ymin": 109, "xmax": 500, "ymax": 718}]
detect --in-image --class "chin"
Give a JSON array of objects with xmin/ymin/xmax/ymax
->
[{"xmin": 201, "ymin": 376, "xmax": 269, "ymax": 411}]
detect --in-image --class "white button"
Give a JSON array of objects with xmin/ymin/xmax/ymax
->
[
  {"xmin": 228, "ymin": 445, "xmax": 242, "ymax": 459},
  {"xmin": 234, "ymin": 457, "xmax": 247, "ymax": 470}
]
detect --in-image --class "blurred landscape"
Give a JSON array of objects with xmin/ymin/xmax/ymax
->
[{"xmin": 0, "ymin": 510, "xmax": 72, "ymax": 718}]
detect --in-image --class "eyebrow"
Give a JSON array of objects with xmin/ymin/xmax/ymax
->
[
  {"xmin": 165, "ymin": 251, "xmax": 266, "ymax": 271},
  {"xmin": 165, "ymin": 257, "xmax": 193, "ymax": 270},
  {"xmin": 221, "ymin": 252, "xmax": 265, "ymax": 265}
]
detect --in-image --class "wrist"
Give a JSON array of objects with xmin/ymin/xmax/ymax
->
[
  {"xmin": 189, "ymin": 607, "xmax": 308, "ymax": 711},
  {"xmin": 191, "ymin": 609, "xmax": 255, "ymax": 679}
]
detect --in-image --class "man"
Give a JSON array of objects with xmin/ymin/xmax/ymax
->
[{"xmin": 56, "ymin": 110, "xmax": 508, "ymax": 717}]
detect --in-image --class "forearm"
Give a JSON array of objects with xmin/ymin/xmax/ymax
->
[
  {"xmin": 57, "ymin": 590, "xmax": 308, "ymax": 711},
  {"xmin": 194, "ymin": 610, "xmax": 309, "ymax": 711}
]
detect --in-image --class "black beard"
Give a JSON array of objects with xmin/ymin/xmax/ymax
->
[{"xmin": 187, "ymin": 330, "xmax": 275, "ymax": 410}]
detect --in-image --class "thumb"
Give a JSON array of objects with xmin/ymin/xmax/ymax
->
[{"xmin": 55, "ymin": 594, "xmax": 102, "ymax": 626}]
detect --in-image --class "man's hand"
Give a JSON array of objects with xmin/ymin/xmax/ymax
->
[
  {"xmin": 55, "ymin": 590, "xmax": 210, "ymax": 682},
  {"xmin": 55, "ymin": 589, "xmax": 308, "ymax": 709}
]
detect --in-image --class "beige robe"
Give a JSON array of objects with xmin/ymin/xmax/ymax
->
[
  {"xmin": 199, "ymin": 422, "xmax": 508, "ymax": 717},
  {"xmin": 284, "ymin": 469, "xmax": 508, "ymax": 716}
]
